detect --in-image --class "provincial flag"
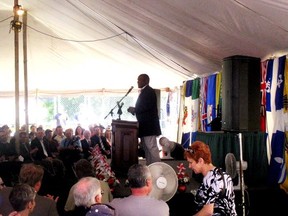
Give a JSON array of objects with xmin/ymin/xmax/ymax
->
[
  {"xmin": 266, "ymin": 55, "xmax": 286, "ymax": 184},
  {"xmin": 284, "ymin": 59, "xmax": 288, "ymax": 112}
]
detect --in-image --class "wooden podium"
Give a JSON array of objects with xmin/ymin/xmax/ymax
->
[{"xmin": 111, "ymin": 120, "xmax": 139, "ymax": 176}]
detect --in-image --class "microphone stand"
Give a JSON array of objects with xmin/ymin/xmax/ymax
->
[{"xmin": 104, "ymin": 88, "xmax": 132, "ymax": 120}]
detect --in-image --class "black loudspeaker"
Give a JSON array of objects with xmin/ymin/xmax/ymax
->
[{"xmin": 222, "ymin": 55, "xmax": 261, "ymax": 131}]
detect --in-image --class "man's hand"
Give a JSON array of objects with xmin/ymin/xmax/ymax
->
[
  {"xmin": 127, "ymin": 107, "xmax": 135, "ymax": 115},
  {"xmin": 46, "ymin": 194, "xmax": 59, "ymax": 202}
]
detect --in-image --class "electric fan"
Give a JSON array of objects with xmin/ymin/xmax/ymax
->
[
  {"xmin": 148, "ymin": 162, "xmax": 178, "ymax": 202},
  {"xmin": 225, "ymin": 133, "xmax": 249, "ymax": 216},
  {"xmin": 225, "ymin": 153, "xmax": 248, "ymax": 190}
]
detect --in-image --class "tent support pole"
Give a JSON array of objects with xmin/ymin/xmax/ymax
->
[
  {"xmin": 23, "ymin": 10, "xmax": 28, "ymax": 132},
  {"xmin": 13, "ymin": 0, "xmax": 20, "ymax": 153}
]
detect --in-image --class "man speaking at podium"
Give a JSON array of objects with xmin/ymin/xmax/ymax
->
[{"xmin": 128, "ymin": 74, "xmax": 161, "ymax": 165}]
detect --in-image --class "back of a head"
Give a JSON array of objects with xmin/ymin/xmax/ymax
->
[
  {"xmin": 75, "ymin": 159, "xmax": 95, "ymax": 179},
  {"xmin": 19, "ymin": 163, "xmax": 44, "ymax": 187},
  {"xmin": 73, "ymin": 177, "xmax": 101, "ymax": 207},
  {"xmin": 9, "ymin": 183, "xmax": 36, "ymax": 212},
  {"xmin": 128, "ymin": 164, "xmax": 151, "ymax": 188}
]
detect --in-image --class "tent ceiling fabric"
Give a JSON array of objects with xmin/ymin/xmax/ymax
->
[{"xmin": 0, "ymin": 0, "xmax": 288, "ymax": 92}]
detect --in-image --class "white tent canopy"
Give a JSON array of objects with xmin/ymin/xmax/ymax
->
[{"xmin": 0, "ymin": 0, "xmax": 288, "ymax": 94}]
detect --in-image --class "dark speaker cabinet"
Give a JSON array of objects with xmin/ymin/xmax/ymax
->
[{"xmin": 222, "ymin": 55, "xmax": 261, "ymax": 131}]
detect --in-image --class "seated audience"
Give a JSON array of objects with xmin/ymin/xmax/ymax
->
[
  {"xmin": 28, "ymin": 132, "xmax": 37, "ymax": 144},
  {"xmin": 19, "ymin": 132, "xmax": 33, "ymax": 162},
  {"xmin": 8, "ymin": 183, "xmax": 36, "ymax": 216},
  {"xmin": 30, "ymin": 127, "xmax": 53, "ymax": 161},
  {"xmin": 104, "ymin": 126, "xmax": 112, "ymax": 147},
  {"xmin": 109, "ymin": 164, "xmax": 169, "ymax": 216},
  {"xmin": 60, "ymin": 128, "xmax": 82, "ymax": 150},
  {"xmin": 80, "ymin": 130, "xmax": 92, "ymax": 159},
  {"xmin": 66, "ymin": 177, "xmax": 115, "ymax": 216},
  {"xmin": 59, "ymin": 128, "xmax": 82, "ymax": 176},
  {"xmin": 53, "ymin": 126, "xmax": 65, "ymax": 146},
  {"xmin": 9, "ymin": 131, "xmax": 33, "ymax": 163},
  {"xmin": 30, "ymin": 125, "xmax": 37, "ymax": 134},
  {"xmin": 44, "ymin": 129, "xmax": 59, "ymax": 158},
  {"xmin": 0, "ymin": 126, "xmax": 17, "ymax": 162},
  {"xmin": 0, "ymin": 163, "xmax": 59, "ymax": 216},
  {"xmin": 91, "ymin": 125, "xmax": 111, "ymax": 158},
  {"xmin": 75, "ymin": 125, "xmax": 84, "ymax": 140},
  {"xmin": 159, "ymin": 136, "xmax": 185, "ymax": 160},
  {"xmin": 64, "ymin": 159, "xmax": 112, "ymax": 212}
]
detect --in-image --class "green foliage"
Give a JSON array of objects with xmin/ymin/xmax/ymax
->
[
  {"xmin": 41, "ymin": 98, "xmax": 54, "ymax": 122},
  {"xmin": 60, "ymin": 96, "xmax": 84, "ymax": 119}
]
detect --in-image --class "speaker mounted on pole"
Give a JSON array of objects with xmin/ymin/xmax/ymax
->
[{"xmin": 222, "ymin": 55, "xmax": 261, "ymax": 132}]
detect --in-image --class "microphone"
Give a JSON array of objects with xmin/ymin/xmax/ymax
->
[{"xmin": 125, "ymin": 86, "xmax": 134, "ymax": 96}]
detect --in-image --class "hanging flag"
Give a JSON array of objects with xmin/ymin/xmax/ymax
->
[
  {"xmin": 180, "ymin": 79, "xmax": 200, "ymax": 148},
  {"xmin": 215, "ymin": 72, "xmax": 222, "ymax": 118},
  {"xmin": 284, "ymin": 59, "xmax": 288, "ymax": 112},
  {"xmin": 191, "ymin": 78, "xmax": 200, "ymax": 142},
  {"xmin": 166, "ymin": 92, "xmax": 171, "ymax": 117},
  {"xmin": 260, "ymin": 60, "xmax": 268, "ymax": 132},
  {"xmin": 181, "ymin": 80, "xmax": 193, "ymax": 148},
  {"xmin": 200, "ymin": 77, "xmax": 208, "ymax": 131},
  {"xmin": 206, "ymin": 74, "xmax": 217, "ymax": 131},
  {"xmin": 266, "ymin": 55, "xmax": 286, "ymax": 184}
]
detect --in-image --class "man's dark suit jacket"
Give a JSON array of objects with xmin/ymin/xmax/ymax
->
[
  {"xmin": 135, "ymin": 85, "xmax": 161, "ymax": 137},
  {"xmin": 90, "ymin": 135, "xmax": 111, "ymax": 158},
  {"xmin": 0, "ymin": 187, "xmax": 59, "ymax": 216},
  {"xmin": 30, "ymin": 137, "xmax": 52, "ymax": 161},
  {"xmin": 80, "ymin": 139, "xmax": 91, "ymax": 159}
]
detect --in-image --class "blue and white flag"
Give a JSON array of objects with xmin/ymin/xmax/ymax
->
[
  {"xmin": 266, "ymin": 55, "xmax": 286, "ymax": 184},
  {"xmin": 206, "ymin": 74, "xmax": 217, "ymax": 131}
]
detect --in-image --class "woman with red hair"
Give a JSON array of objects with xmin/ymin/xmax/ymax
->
[{"xmin": 185, "ymin": 141, "xmax": 237, "ymax": 216}]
